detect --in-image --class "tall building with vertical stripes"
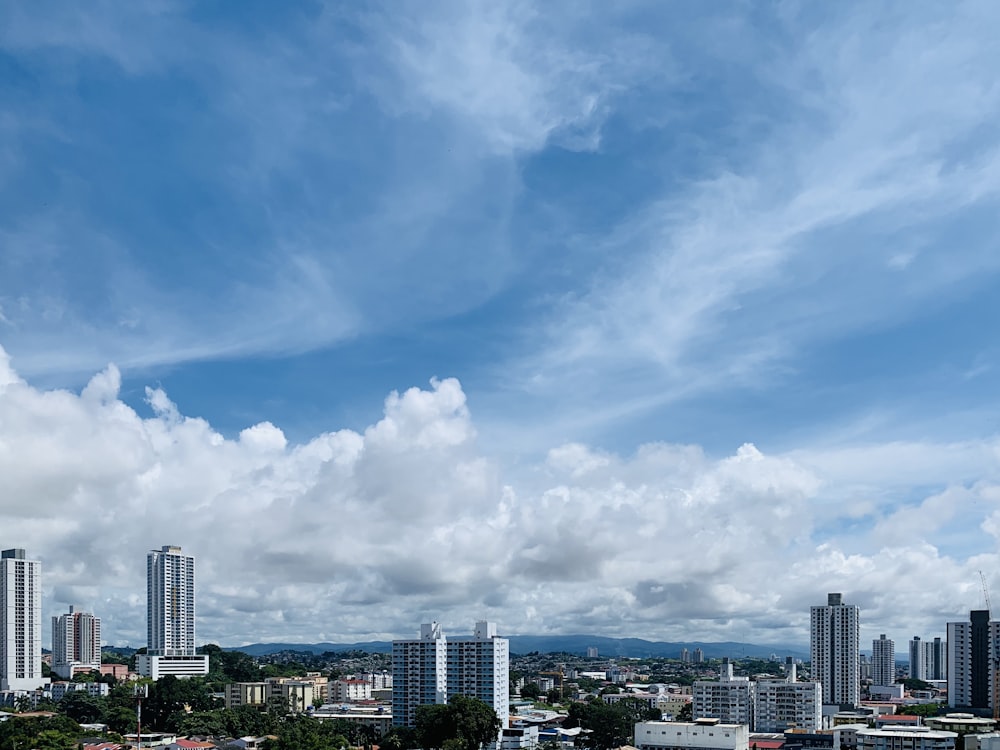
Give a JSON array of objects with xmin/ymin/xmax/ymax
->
[
  {"xmin": 947, "ymin": 611, "xmax": 999, "ymax": 709},
  {"xmin": 392, "ymin": 621, "xmax": 509, "ymax": 730},
  {"xmin": 136, "ymin": 545, "xmax": 209, "ymax": 679},
  {"xmin": 52, "ymin": 606, "xmax": 102, "ymax": 679},
  {"xmin": 872, "ymin": 634, "xmax": 895, "ymax": 687},
  {"xmin": 0, "ymin": 548, "xmax": 46, "ymax": 691},
  {"xmin": 810, "ymin": 592, "xmax": 860, "ymax": 707}
]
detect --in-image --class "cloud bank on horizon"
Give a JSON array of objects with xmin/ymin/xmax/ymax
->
[
  {"xmin": 1, "ymin": 348, "xmax": 1000, "ymax": 648},
  {"xmin": 2, "ymin": 0, "xmax": 1000, "ymax": 647}
]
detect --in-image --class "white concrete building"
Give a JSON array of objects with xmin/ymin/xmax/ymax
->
[
  {"xmin": 392, "ymin": 621, "xmax": 509, "ymax": 730},
  {"xmin": 635, "ymin": 719, "xmax": 749, "ymax": 750},
  {"xmin": 51, "ymin": 606, "xmax": 102, "ymax": 679},
  {"xmin": 872, "ymin": 635, "xmax": 895, "ymax": 688},
  {"xmin": 137, "ymin": 545, "xmax": 208, "ymax": 679},
  {"xmin": 331, "ymin": 678, "xmax": 372, "ymax": 702},
  {"xmin": 754, "ymin": 662, "xmax": 822, "ymax": 732},
  {"xmin": 693, "ymin": 660, "xmax": 753, "ymax": 726},
  {"xmin": 810, "ymin": 593, "xmax": 860, "ymax": 707},
  {"xmin": 392, "ymin": 622, "xmax": 449, "ymax": 728},
  {"xmin": 856, "ymin": 726, "xmax": 957, "ymax": 750},
  {"xmin": 909, "ymin": 637, "xmax": 945, "ymax": 681},
  {"xmin": 0, "ymin": 549, "xmax": 46, "ymax": 691}
]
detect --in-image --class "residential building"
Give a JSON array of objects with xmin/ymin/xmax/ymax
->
[
  {"xmin": 693, "ymin": 649, "xmax": 706, "ymax": 664},
  {"xmin": 924, "ymin": 714, "xmax": 997, "ymax": 737},
  {"xmin": 947, "ymin": 611, "xmax": 1000, "ymax": 709},
  {"xmin": 391, "ymin": 621, "xmax": 509, "ymax": 730},
  {"xmin": 331, "ymin": 678, "xmax": 372, "ymax": 702},
  {"xmin": 52, "ymin": 606, "xmax": 102, "ymax": 679},
  {"xmin": 681, "ymin": 649, "xmax": 691, "ymax": 664},
  {"xmin": 447, "ymin": 621, "xmax": 509, "ymax": 727},
  {"xmin": 1, "ymin": 548, "xmax": 46, "ymax": 691},
  {"xmin": 855, "ymin": 726, "xmax": 956, "ymax": 750},
  {"xmin": 810, "ymin": 593, "xmax": 860, "ymax": 707},
  {"xmin": 754, "ymin": 660, "xmax": 822, "ymax": 733},
  {"xmin": 48, "ymin": 681, "xmax": 110, "ymax": 701},
  {"xmin": 872, "ymin": 635, "xmax": 894, "ymax": 688},
  {"xmin": 635, "ymin": 718, "xmax": 750, "ymax": 750},
  {"xmin": 392, "ymin": 622, "xmax": 448, "ymax": 728},
  {"xmin": 693, "ymin": 660, "xmax": 753, "ymax": 726},
  {"xmin": 226, "ymin": 682, "xmax": 268, "ymax": 710},
  {"xmin": 136, "ymin": 546, "xmax": 209, "ymax": 679},
  {"xmin": 910, "ymin": 637, "xmax": 947, "ymax": 682}
]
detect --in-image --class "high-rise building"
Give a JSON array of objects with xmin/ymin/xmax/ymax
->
[
  {"xmin": 693, "ymin": 659, "xmax": 754, "ymax": 726},
  {"xmin": 136, "ymin": 545, "xmax": 209, "ymax": 679},
  {"xmin": 872, "ymin": 634, "xmax": 895, "ymax": 687},
  {"xmin": 52, "ymin": 606, "xmax": 102, "ymax": 679},
  {"xmin": 391, "ymin": 621, "xmax": 509, "ymax": 730},
  {"xmin": 928, "ymin": 637, "xmax": 947, "ymax": 680},
  {"xmin": 0, "ymin": 549, "xmax": 46, "ymax": 691},
  {"xmin": 810, "ymin": 592, "xmax": 860, "ymax": 707},
  {"xmin": 693, "ymin": 648, "xmax": 705, "ymax": 664},
  {"xmin": 680, "ymin": 648, "xmax": 691, "ymax": 663},
  {"xmin": 754, "ymin": 658, "xmax": 822, "ymax": 732},
  {"xmin": 947, "ymin": 611, "xmax": 999, "ymax": 709}
]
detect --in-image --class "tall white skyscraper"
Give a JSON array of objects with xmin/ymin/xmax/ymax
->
[
  {"xmin": 0, "ymin": 548, "xmax": 46, "ymax": 691},
  {"xmin": 810, "ymin": 592, "xmax": 860, "ymax": 707},
  {"xmin": 392, "ymin": 621, "xmax": 509, "ymax": 730},
  {"xmin": 52, "ymin": 606, "xmax": 102, "ymax": 679},
  {"xmin": 872, "ymin": 634, "xmax": 895, "ymax": 687},
  {"xmin": 136, "ymin": 545, "xmax": 209, "ymax": 679}
]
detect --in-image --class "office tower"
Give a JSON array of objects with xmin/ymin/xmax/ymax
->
[
  {"xmin": 136, "ymin": 545, "xmax": 209, "ymax": 679},
  {"xmin": 754, "ymin": 658, "xmax": 822, "ymax": 732},
  {"xmin": 872, "ymin": 634, "xmax": 895, "ymax": 687},
  {"xmin": 810, "ymin": 593, "xmax": 860, "ymax": 707},
  {"xmin": 693, "ymin": 658, "xmax": 754, "ymax": 725},
  {"xmin": 52, "ymin": 606, "xmax": 102, "ymax": 679},
  {"xmin": 0, "ymin": 549, "xmax": 46, "ymax": 691},
  {"xmin": 392, "ymin": 621, "xmax": 509, "ymax": 730},
  {"xmin": 947, "ymin": 611, "xmax": 999, "ymax": 709}
]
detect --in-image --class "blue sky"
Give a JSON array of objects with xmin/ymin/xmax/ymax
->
[{"xmin": 2, "ymin": 1, "xmax": 1000, "ymax": 647}]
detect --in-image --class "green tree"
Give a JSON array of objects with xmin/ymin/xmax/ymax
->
[
  {"xmin": 263, "ymin": 714, "xmax": 348, "ymax": 750},
  {"xmin": 415, "ymin": 695, "xmax": 502, "ymax": 750},
  {"xmin": 676, "ymin": 702, "xmax": 693, "ymax": 721},
  {"xmin": 519, "ymin": 683, "xmax": 542, "ymax": 700},
  {"xmin": 565, "ymin": 698, "xmax": 661, "ymax": 750},
  {"xmin": 59, "ymin": 690, "xmax": 105, "ymax": 724}
]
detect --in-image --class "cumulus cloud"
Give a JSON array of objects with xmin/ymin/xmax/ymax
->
[{"xmin": 1, "ymin": 346, "xmax": 998, "ymax": 648}]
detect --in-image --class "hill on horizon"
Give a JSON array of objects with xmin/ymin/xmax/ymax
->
[{"xmin": 219, "ymin": 634, "xmax": 809, "ymax": 660}]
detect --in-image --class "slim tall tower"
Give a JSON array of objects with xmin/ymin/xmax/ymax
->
[
  {"xmin": 872, "ymin": 634, "xmax": 895, "ymax": 687},
  {"xmin": 136, "ymin": 545, "xmax": 208, "ymax": 679},
  {"xmin": 52, "ymin": 606, "xmax": 102, "ymax": 679},
  {"xmin": 0, "ymin": 548, "xmax": 46, "ymax": 691},
  {"xmin": 392, "ymin": 622, "xmax": 448, "ymax": 728},
  {"xmin": 810, "ymin": 593, "xmax": 860, "ymax": 707}
]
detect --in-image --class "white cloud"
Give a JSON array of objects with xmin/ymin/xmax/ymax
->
[{"xmin": 2, "ymin": 346, "xmax": 998, "ymax": 647}]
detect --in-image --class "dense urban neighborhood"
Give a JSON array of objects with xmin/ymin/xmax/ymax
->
[{"xmin": 2, "ymin": 548, "xmax": 998, "ymax": 750}]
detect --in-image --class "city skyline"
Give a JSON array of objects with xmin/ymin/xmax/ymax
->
[{"xmin": 3, "ymin": 2, "xmax": 1000, "ymax": 647}]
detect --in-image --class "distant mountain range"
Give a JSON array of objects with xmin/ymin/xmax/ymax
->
[{"xmin": 222, "ymin": 635, "xmax": 809, "ymax": 660}]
